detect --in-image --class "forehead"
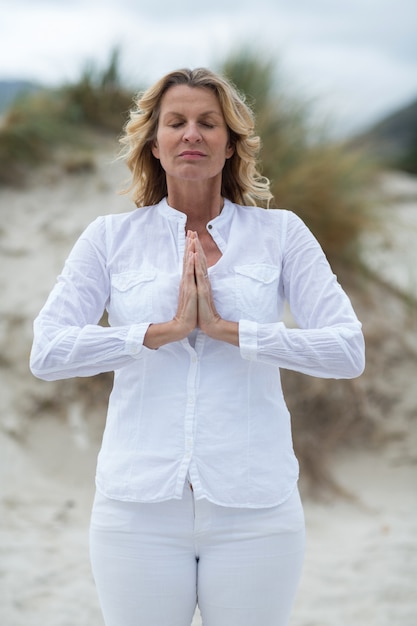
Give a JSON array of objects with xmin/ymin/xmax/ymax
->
[{"xmin": 159, "ymin": 84, "xmax": 223, "ymax": 115}]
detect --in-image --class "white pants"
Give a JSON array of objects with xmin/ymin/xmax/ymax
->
[{"xmin": 89, "ymin": 483, "xmax": 305, "ymax": 626}]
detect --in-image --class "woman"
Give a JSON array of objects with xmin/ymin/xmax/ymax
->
[{"xmin": 30, "ymin": 68, "xmax": 365, "ymax": 626}]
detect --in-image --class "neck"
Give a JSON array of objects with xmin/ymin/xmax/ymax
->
[{"xmin": 166, "ymin": 178, "xmax": 224, "ymax": 225}]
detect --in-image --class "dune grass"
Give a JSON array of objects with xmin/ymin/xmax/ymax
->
[
  {"xmin": 60, "ymin": 48, "xmax": 133, "ymax": 132},
  {"xmin": 220, "ymin": 50, "xmax": 379, "ymax": 268},
  {"xmin": 0, "ymin": 49, "xmax": 133, "ymax": 185}
]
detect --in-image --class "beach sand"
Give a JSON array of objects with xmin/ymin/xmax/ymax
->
[{"xmin": 1, "ymin": 151, "xmax": 416, "ymax": 625}]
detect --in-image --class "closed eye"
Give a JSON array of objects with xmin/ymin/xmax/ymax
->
[{"xmin": 169, "ymin": 121, "xmax": 214, "ymax": 129}]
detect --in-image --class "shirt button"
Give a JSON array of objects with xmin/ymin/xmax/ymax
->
[{"xmin": 207, "ymin": 224, "xmax": 213, "ymax": 230}]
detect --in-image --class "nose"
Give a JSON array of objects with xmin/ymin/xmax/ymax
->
[{"xmin": 183, "ymin": 122, "xmax": 202, "ymax": 143}]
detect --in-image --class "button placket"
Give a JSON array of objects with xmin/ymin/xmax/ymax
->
[
  {"xmin": 175, "ymin": 345, "xmax": 200, "ymax": 494},
  {"xmin": 184, "ymin": 352, "xmax": 198, "ymax": 457}
]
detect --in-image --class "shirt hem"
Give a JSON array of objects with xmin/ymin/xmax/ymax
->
[{"xmin": 95, "ymin": 475, "xmax": 300, "ymax": 509}]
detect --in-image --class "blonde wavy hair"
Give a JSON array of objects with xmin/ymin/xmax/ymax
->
[{"xmin": 119, "ymin": 67, "xmax": 273, "ymax": 207}]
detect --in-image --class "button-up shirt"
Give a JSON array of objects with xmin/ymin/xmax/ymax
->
[{"xmin": 30, "ymin": 198, "xmax": 365, "ymax": 507}]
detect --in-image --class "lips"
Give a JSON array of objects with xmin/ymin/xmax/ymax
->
[{"xmin": 179, "ymin": 150, "xmax": 206, "ymax": 157}]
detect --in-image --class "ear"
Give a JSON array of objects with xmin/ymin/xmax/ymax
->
[
  {"xmin": 225, "ymin": 142, "xmax": 234, "ymax": 159},
  {"xmin": 151, "ymin": 141, "xmax": 160, "ymax": 160}
]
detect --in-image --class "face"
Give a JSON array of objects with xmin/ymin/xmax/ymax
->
[{"xmin": 151, "ymin": 85, "xmax": 234, "ymax": 185}]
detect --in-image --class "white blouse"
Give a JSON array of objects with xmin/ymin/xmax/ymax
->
[{"xmin": 30, "ymin": 198, "xmax": 365, "ymax": 508}]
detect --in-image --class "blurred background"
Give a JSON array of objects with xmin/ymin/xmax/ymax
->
[{"xmin": 1, "ymin": 1, "xmax": 416, "ymax": 625}]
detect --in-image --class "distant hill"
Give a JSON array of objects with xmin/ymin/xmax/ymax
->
[
  {"xmin": 353, "ymin": 96, "xmax": 417, "ymax": 173},
  {"xmin": 0, "ymin": 79, "xmax": 41, "ymax": 114}
]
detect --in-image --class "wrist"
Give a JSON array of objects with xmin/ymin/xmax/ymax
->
[
  {"xmin": 144, "ymin": 319, "xmax": 190, "ymax": 349},
  {"xmin": 203, "ymin": 318, "xmax": 239, "ymax": 347}
]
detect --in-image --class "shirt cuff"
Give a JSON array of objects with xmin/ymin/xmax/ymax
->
[
  {"xmin": 125, "ymin": 323, "xmax": 152, "ymax": 358},
  {"xmin": 239, "ymin": 319, "xmax": 258, "ymax": 361}
]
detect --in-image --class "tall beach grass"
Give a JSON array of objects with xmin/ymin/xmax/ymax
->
[{"xmin": 0, "ymin": 49, "xmax": 133, "ymax": 185}]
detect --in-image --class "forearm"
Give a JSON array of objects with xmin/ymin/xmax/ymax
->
[
  {"xmin": 143, "ymin": 319, "xmax": 192, "ymax": 349},
  {"xmin": 202, "ymin": 318, "xmax": 240, "ymax": 347}
]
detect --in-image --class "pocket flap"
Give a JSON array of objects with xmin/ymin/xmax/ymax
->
[
  {"xmin": 111, "ymin": 270, "xmax": 156, "ymax": 292},
  {"xmin": 235, "ymin": 264, "xmax": 280, "ymax": 284}
]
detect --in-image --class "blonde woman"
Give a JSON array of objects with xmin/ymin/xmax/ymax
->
[{"xmin": 30, "ymin": 68, "xmax": 365, "ymax": 626}]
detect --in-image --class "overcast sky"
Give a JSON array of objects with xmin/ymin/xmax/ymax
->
[{"xmin": 1, "ymin": 0, "xmax": 416, "ymax": 136}]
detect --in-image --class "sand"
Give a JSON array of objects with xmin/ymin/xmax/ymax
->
[{"xmin": 1, "ymin": 150, "xmax": 416, "ymax": 626}]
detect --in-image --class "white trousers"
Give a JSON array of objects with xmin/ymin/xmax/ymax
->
[{"xmin": 89, "ymin": 483, "xmax": 305, "ymax": 626}]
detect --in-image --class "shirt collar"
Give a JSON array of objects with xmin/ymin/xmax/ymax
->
[{"xmin": 157, "ymin": 197, "xmax": 235, "ymax": 247}]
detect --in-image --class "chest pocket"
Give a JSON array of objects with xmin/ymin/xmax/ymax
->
[
  {"xmin": 109, "ymin": 270, "xmax": 156, "ymax": 324},
  {"xmin": 235, "ymin": 264, "xmax": 280, "ymax": 321}
]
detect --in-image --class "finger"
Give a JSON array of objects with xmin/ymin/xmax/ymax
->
[
  {"xmin": 183, "ymin": 235, "xmax": 196, "ymax": 273},
  {"xmin": 183, "ymin": 237, "xmax": 190, "ymax": 271},
  {"xmin": 184, "ymin": 251, "xmax": 196, "ymax": 284},
  {"xmin": 193, "ymin": 237, "xmax": 209, "ymax": 280},
  {"xmin": 194, "ymin": 255, "xmax": 208, "ymax": 285},
  {"xmin": 197, "ymin": 266, "xmax": 209, "ymax": 285}
]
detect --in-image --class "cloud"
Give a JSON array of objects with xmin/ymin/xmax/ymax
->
[{"xmin": 0, "ymin": 0, "xmax": 416, "ymax": 134}]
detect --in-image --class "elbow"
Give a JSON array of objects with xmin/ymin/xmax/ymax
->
[
  {"xmin": 30, "ymin": 350, "xmax": 56, "ymax": 381},
  {"xmin": 30, "ymin": 336, "xmax": 63, "ymax": 382},
  {"xmin": 340, "ymin": 329, "xmax": 366, "ymax": 379},
  {"xmin": 357, "ymin": 340, "xmax": 366, "ymax": 377},
  {"xmin": 30, "ymin": 344, "xmax": 44, "ymax": 379},
  {"xmin": 348, "ymin": 351, "xmax": 365, "ymax": 379},
  {"xmin": 30, "ymin": 361, "xmax": 64, "ymax": 382},
  {"xmin": 30, "ymin": 319, "xmax": 70, "ymax": 381},
  {"xmin": 353, "ymin": 329, "xmax": 366, "ymax": 377}
]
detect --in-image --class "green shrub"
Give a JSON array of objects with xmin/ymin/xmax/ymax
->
[
  {"xmin": 0, "ymin": 90, "xmax": 72, "ymax": 184},
  {"xmin": 0, "ymin": 48, "xmax": 134, "ymax": 185},
  {"xmin": 61, "ymin": 48, "xmax": 133, "ymax": 131}
]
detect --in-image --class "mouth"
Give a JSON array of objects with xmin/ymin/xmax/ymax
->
[{"xmin": 179, "ymin": 150, "xmax": 206, "ymax": 158}]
